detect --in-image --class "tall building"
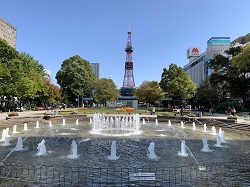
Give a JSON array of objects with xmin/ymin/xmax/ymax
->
[
  {"xmin": 184, "ymin": 48, "xmax": 206, "ymax": 87},
  {"xmin": 184, "ymin": 37, "xmax": 231, "ymax": 87},
  {"xmin": 90, "ymin": 63, "xmax": 100, "ymax": 79},
  {"xmin": 231, "ymin": 33, "xmax": 250, "ymax": 47},
  {"xmin": 206, "ymin": 37, "xmax": 230, "ymax": 61},
  {"xmin": 0, "ymin": 17, "xmax": 17, "ymax": 48}
]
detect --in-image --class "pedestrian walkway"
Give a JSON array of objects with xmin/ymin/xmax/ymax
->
[{"xmin": 0, "ymin": 110, "xmax": 45, "ymax": 122}]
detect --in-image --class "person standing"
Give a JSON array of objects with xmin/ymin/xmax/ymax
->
[
  {"xmin": 227, "ymin": 107, "xmax": 232, "ymax": 115},
  {"xmin": 180, "ymin": 106, "xmax": 184, "ymax": 116},
  {"xmin": 231, "ymin": 107, "xmax": 236, "ymax": 116}
]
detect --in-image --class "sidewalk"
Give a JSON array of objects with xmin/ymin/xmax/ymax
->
[
  {"xmin": 0, "ymin": 110, "xmax": 45, "ymax": 122},
  {"xmin": 201, "ymin": 112, "xmax": 248, "ymax": 124}
]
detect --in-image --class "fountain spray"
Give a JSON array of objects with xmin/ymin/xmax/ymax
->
[{"xmin": 185, "ymin": 145, "xmax": 206, "ymax": 171}]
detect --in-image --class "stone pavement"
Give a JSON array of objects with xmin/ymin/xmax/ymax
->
[{"xmin": 0, "ymin": 110, "xmax": 45, "ymax": 122}]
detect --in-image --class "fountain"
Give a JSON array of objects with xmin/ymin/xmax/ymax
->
[
  {"xmin": 211, "ymin": 126, "xmax": 216, "ymax": 135},
  {"xmin": 214, "ymin": 134, "xmax": 222, "ymax": 147},
  {"xmin": 0, "ymin": 112, "xmax": 249, "ymax": 186},
  {"xmin": 2, "ymin": 137, "xmax": 10, "ymax": 146},
  {"xmin": 168, "ymin": 120, "xmax": 172, "ymax": 126},
  {"xmin": 221, "ymin": 131, "xmax": 226, "ymax": 143},
  {"xmin": 76, "ymin": 119, "xmax": 79, "ymax": 125},
  {"xmin": 90, "ymin": 113, "xmax": 142, "ymax": 136},
  {"xmin": 192, "ymin": 122, "xmax": 196, "ymax": 130},
  {"xmin": 180, "ymin": 121, "xmax": 184, "ymax": 128},
  {"xmin": 36, "ymin": 139, "xmax": 47, "ymax": 156},
  {"xmin": 35, "ymin": 121, "xmax": 39, "ymax": 128},
  {"xmin": 201, "ymin": 138, "xmax": 212, "ymax": 152},
  {"xmin": 89, "ymin": 118, "xmax": 92, "ymax": 124},
  {"xmin": 1, "ymin": 129, "xmax": 6, "ymax": 141},
  {"xmin": 147, "ymin": 142, "xmax": 159, "ymax": 160},
  {"xmin": 155, "ymin": 119, "xmax": 158, "ymax": 125},
  {"xmin": 107, "ymin": 140, "xmax": 120, "ymax": 160},
  {"xmin": 142, "ymin": 118, "xmax": 145, "ymax": 124},
  {"xmin": 203, "ymin": 123, "xmax": 209, "ymax": 132},
  {"xmin": 62, "ymin": 119, "xmax": 66, "ymax": 126},
  {"xmin": 5, "ymin": 128, "xmax": 9, "ymax": 137},
  {"xmin": 15, "ymin": 136, "xmax": 24, "ymax": 151},
  {"xmin": 23, "ymin": 123, "xmax": 28, "ymax": 131},
  {"xmin": 178, "ymin": 140, "xmax": 188, "ymax": 157},
  {"xmin": 219, "ymin": 128, "xmax": 222, "ymax": 137},
  {"xmin": 49, "ymin": 121, "xmax": 52, "ymax": 127},
  {"xmin": 12, "ymin": 125, "xmax": 18, "ymax": 134},
  {"xmin": 67, "ymin": 140, "xmax": 79, "ymax": 159}
]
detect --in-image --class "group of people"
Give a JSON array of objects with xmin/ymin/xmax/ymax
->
[
  {"xmin": 174, "ymin": 106, "xmax": 184, "ymax": 116},
  {"xmin": 227, "ymin": 106, "xmax": 236, "ymax": 116}
]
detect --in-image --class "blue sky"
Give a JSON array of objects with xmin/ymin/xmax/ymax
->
[{"xmin": 1, "ymin": 0, "xmax": 250, "ymax": 88}]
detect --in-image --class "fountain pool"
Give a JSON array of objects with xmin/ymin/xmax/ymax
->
[{"xmin": 0, "ymin": 115, "xmax": 249, "ymax": 169}]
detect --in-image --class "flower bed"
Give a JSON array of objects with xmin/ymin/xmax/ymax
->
[
  {"xmin": 58, "ymin": 110, "xmax": 72, "ymax": 113},
  {"xmin": 8, "ymin": 112, "xmax": 19, "ymax": 116},
  {"xmin": 115, "ymin": 106, "xmax": 135, "ymax": 112}
]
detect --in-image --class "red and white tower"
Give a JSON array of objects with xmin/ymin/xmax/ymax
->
[{"xmin": 122, "ymin": 31, "xmax": 135, "ymax": 88}]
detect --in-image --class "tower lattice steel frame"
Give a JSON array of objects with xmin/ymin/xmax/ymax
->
[{"xmin": 122, "ymin": 31, "xmax": 135, "ymax": 88}]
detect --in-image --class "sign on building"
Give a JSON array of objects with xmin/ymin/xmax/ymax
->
[{"xmin": 187, "ymin": 47, "xmax": 201, "ymax": 58}]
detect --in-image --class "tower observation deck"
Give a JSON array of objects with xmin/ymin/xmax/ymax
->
[{"xmin": 119, "ymin": 31, "xmax": 136, "ymax": 100}]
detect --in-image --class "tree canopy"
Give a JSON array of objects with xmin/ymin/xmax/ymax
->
[
  {"xmin": 133, "ymin": 81, "xmax": 164, "ymax": 105},
  {"xmin": 208, "ymin": 45, "xmax": 250, "ymax": 109},
  {"xmin": 0, "ymin": 38, "xmax": 60, "ymax": 111},
  {"xmin": 56, "ymin": 55, "xmax": 96, "ymax": 105},
  {"xmin": 159, "ymin": 64, "xmax": 197, "ymax": 101},
  {"xmin": 93, "ymin": 78, "xmax": 119, "ymax": 104}
]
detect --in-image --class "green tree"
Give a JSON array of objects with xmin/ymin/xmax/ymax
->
[
  {"xmin": 0, "ymin": 40, "xmax": 46, "ymax": 111},
  {"xmin": 230, "ymin": 44, "xmax": 250, "ymax": 109},
  {"xmin": 133, "ymin": 81, "xmax": 164, "ymax": 105},
  {"xmin": 15, "ymin": 53, "xmax": 47, "ymax": 109},
  {"xmin": 93, "ymin": 78, "xmax": 119, "ymax": 104},
  {"xmin": 159, "ymin": 64, "xmax": 197, "ymax": 103},
  {"xmin": 208, "ymin": 54, "xmax": 230, "ymax": 101},
  {"xmin": 208, "ymin": 46, "xmax": 250, "ymax": 109},
  {"xmin": 197, "ymin": 78, "xmax": 219, "ymax": 108},
  {"xmin": 0, "ymin": 39, "xmax": 18, "ymax": 64},
  {"xmin": 0, "ymin": 39, "xmax": 18, "ymax": 110},
  {"xmin": 56, "ymin": 55, "xmax": 96, "ymax": 105}
]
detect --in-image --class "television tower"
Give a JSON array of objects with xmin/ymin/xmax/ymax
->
[{"xmin": 122, "ymin": 31, "xmax": 135, "ymax": 88}]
